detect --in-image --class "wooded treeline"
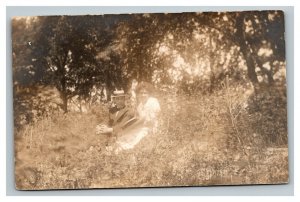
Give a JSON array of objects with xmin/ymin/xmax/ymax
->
[{"xmin": 12, "ymin": 11, "xmax": 286, "ymax": 114}]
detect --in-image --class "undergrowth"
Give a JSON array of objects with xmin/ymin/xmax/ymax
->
[{"xmin": 14, "ymin": 82, "xmax": 288, "ymax": 190}]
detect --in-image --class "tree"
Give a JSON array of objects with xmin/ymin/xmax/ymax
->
[
  {"xmin": 202, "ymin": 11, "xmax": 286, "ymax": 85},
  {"xmin": 31, "ymin": 16, "xmax": 114, "ymax": 112},
  {"xmin": 12, "ymin": 17, "xmax": 41, "ymax": 87},
  {"xmin": 115, "ymin": 12, "xmax": 247, "ymax": 94}
]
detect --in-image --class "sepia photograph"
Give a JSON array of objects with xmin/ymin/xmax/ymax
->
[{"xmin": 12, "ymin": 10, "xmax": 288, "ymax": 190}]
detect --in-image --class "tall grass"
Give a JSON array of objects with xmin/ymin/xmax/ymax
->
[{"xmin": 14, "ymin": 82, "xmax": 288, "ymax": 190}]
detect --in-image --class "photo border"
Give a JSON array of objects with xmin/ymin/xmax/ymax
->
[{"xmin": 6, "ymin": 6, "xmax": 294, "ymax": 196}]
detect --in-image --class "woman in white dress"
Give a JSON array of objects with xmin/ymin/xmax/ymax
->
[
  {"xmin": 96, "ymin": 82, "xmax": 161, "ymax": 153},
  {"xmin": 115, "ymin": 82, "xmax": 161, "ymax": 151}
]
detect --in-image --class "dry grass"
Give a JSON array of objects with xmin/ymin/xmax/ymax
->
[{"xmin": 14, "ymin": 82, "xmax": 288, "ymax": 190}]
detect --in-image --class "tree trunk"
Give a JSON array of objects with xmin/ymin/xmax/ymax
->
[
  {"xmin": 209, "ymin": 35, "xmax": 217, "ymax": 92},
  {"xmin": 240, "ymin": 44, "xmax": 259, "ymax": 84},
  {"xmin": 60, "ymin": 77, "xmax": 68, "ymax": 113},
  {"xmin": 235, "ymin": 13, "xmax": 258, "ymax": 84},
  {"xmin": 61, "ymin": 92, "xmax": 68, "ymax": 113}
]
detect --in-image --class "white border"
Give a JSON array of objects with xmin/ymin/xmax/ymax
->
[
  {"xmin": 2, "ymin": 0, "xmax": 299, "ymax": 201},
  {"xmin": 2, "ymin": 0, "xmax": 298, "ymax": 7}
]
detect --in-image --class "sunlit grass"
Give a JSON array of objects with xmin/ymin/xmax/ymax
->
[{"xmin": 14, "ymin": 82, "xmax": 288, "ymax": 190}]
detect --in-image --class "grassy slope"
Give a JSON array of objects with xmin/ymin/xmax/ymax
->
[{"xmin": 14, "ymin": 83, "xmax": 288, "ymax": 190}]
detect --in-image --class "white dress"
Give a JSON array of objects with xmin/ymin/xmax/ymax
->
[{"xmin": 116, "ymin": 97, "xmax": 161, "ymax": 150}]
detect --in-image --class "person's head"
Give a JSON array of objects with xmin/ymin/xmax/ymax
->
[
  {"xmin": 136, "ymin": 81, "xmax": 153, "ymax": 104},
  {"xmin": 111, "ymin": 90, "xmax": 125, "ymax": 109}
]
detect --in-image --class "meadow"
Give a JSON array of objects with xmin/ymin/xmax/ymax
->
[{"xmin": 14, "ymin": 80, "xmax": 288, "ymax": 189}]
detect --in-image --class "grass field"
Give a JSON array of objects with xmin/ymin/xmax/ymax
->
[{"xmin": 14, "ymin": 82, "xmax": 288, "ymax": 190}]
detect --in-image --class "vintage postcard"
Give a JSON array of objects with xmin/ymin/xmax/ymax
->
[{"xmin": 13, "ymin": 11, "xmax": 288, "ymax": 190}]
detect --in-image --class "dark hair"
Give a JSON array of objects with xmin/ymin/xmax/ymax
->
[{"xmin": 135, "ymin": 81, "xmax": 154, "ymax": 95}]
